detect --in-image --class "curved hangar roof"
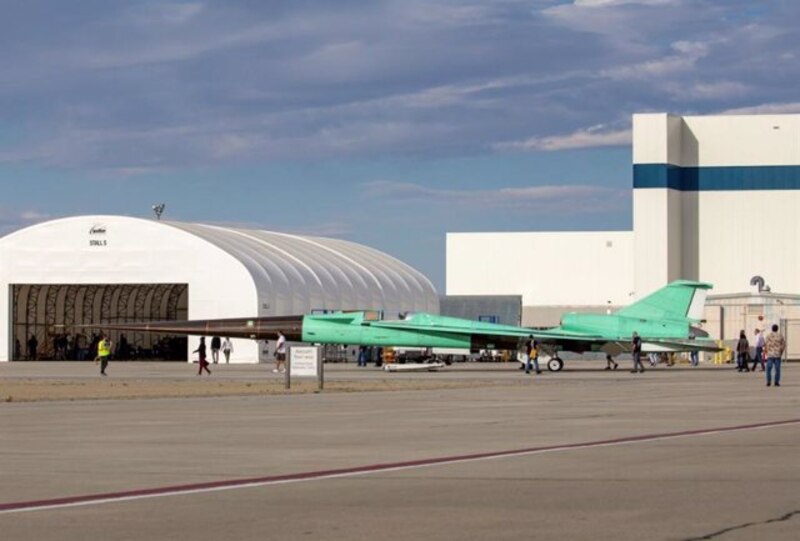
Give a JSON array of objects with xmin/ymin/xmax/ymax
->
[
  {"xmin": 0, "ymin": 215, "xmax": 438, "ymax": 316},
  {"xmin": 165, "ymin": 220, "xmax": 438, "ymax": 315}
]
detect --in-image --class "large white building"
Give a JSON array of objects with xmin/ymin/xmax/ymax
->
[
  {"xmin": 0, "ymin": 216, "xmax": 438, "ymax": 362},
  {"xmin": 448, "ymin": 113, "xmax": 800, "ymax": 327}
]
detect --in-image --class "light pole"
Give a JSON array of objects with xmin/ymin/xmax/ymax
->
[{"xmin": 152, "ymin": 203, "xmax": 166, "ymax": 220}]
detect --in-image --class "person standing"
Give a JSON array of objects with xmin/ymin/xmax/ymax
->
[
  {"xmin": 530, "ymin": 339, "xmax": 541, "ymax": 374},
  {"xmin": 27, "ymin": 334, "xmax": 38, "ymax": 361},
  {"xmin": 117, "ymin": 334, "xmax": 129, "ymax": 359},
  {"xmin": 764, "ymin": 324, "xmax": 785, "ymax": 387},
  {"xmin": 357, "ymin": 345, "xmax": 367, "ymax": 367},
  {"xmin": 523, "ymin": 336, "xmax": 533, "ymax": 374},
  {"xmin": 631, "ymin": 332, "xmax": 644, "ymax": 373},
  {"xmin": 751, "ymin": 329, "xmax": 765, "ymax": 372},
  {"xmin": 273, "ymin": 331, "xmax": 287, "ymax": 373},
  {"xmin": 195, "ymin": 337, "xmax": 211, "ymax": 376},
  {"xmin": 690, "ymin": 348, "xmax": 699, "ymax": 367},
  {"xmin": 210, "ymin": 336, "xmax": 221, "ymax": 364},
  {"xmin": 736, "ymin": 330, "xmax": 750, "ymax": 372},
  {"xmin": 95, "ymin": 334, "xmax": 112, "ymax": 376},
  {"xmin": 221, "ymin": 337, "xmax": 233, "ymax": 364}
]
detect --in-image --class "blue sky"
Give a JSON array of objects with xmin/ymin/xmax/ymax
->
[{"xmin": 1, "ymin": 0, "xmax": 799, "ymax": 290}]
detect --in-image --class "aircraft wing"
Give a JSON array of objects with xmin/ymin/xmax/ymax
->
[
  {"xmin": 509, "ymin": 329, "xmax": 720, "ymax": 356},
  {"xmin": 371, "ymin": 314, "xmax": 605, "ymax": 339},
  {"xmin": 369, "ymin": 319, "xmax": 531, "ymax": 337}
]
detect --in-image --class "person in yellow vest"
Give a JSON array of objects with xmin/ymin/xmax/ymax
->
[{"xmin": 95, "ymin": 334, "xmax": 112, "ymax": 376}]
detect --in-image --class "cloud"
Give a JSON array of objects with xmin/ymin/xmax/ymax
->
[
  {"xmin": 679, "ymin": 81, "xmax": 749, "ymax": 101},
  {"xmin": 573, "ymin": 0, "xmax": 676, "ymax": 6},
  {"xmin": 542, "ymin": 0, "xmax": 684, "ymax": 39},
  {"xmin": 126, "ymin": 2, "xmax": 206, "ymax": 25},
  {"xmin": 362, "ymin": 181, "xmax": 626, "ymax": 213},
  {"xmin": 495, "ymin": 124, "xmax": 631, "ymax": 151},
  {"xmin": 0, "ymin": 0, "xmax": 799, "ymax": 171},
  {"xmin": 601, "ymin": 39, "xmax": 711, "ymax": 80},
  {"xmin": 0, "ymin": 208, "xmax": 51, "ymax": 236},
  {"xmin": 399, "ymin": 2, "xmax": 503, "ymax": 28},
  {"xmin": 719, "ymin": 101, "xmax": 800, "ymax": 115}
]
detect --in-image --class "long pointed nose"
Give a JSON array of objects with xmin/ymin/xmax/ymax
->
[{"xmin": 80, "ymin": 315, "xmax": 304, "ymax": 341}]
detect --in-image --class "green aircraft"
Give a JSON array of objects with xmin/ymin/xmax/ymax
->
[{"xmin": 90, "ymin": 280, "xmax": 716, "ymax": 371}]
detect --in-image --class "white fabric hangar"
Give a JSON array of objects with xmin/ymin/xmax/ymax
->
[{"xmin": 0, "ymin": 215, "xmax": 438, "ymax": 363}]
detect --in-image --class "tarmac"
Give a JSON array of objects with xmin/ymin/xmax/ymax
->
[{"xmin": 1, "ymin": 360, "xmax": 798, "ymax": 540}]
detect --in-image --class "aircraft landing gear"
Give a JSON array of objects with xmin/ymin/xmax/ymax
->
[{"xmin": 547, "ymin": 357, "xmax": 564, "ymax": 372}]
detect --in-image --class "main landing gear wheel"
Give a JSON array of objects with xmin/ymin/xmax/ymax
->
[{"xmin": 547, "ymin": 357, "xmax": 564, "ymax": 372}]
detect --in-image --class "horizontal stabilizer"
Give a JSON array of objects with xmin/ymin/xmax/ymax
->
[
  {"xmin": 383, "ymin": 362, "xmax": 445, "ymax": 372},
  {"xmin": 643, "ymin": 339, "xmax": 722, "ymax": 353}
]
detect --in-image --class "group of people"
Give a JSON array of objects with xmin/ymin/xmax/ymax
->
[
  {"xmin": 192, "ymin": 336, "xmax": 235, "ymax": 375},
  {"xmin": 356, "ymin": 345, "xmax": 384, "ymax": 367},
  {"xmin": 89, "ymin": 332, "xmax": 289, "ymax": 377},
  {"xmin": 21, "ymin": 333, "xmax": 92, "ymax": 361},
  {"xmin": 576, "ymin": 325, "xmax": 788, "ymax": 386},
  {"xmin": 630, "ymin": 325, "xmax": 785, "ymax": 386},
  {"xmin": 736, "ymin": 325, "xmax": 785, "ymax": 386},
  {"xmin": 192, "ymin": 333, "xmax": 287, "ymax": 376}
]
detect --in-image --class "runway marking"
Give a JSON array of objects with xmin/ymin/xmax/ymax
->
[{"xmin": 1, "ymin": 417, "xmax": 798, "ymax": 515}]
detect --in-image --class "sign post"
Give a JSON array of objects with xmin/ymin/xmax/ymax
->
[{"xmin": 287, "ymin": 346, "xmax": 323, "ymax": 391}]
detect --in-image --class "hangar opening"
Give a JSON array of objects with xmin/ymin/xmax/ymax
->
[{"xmin": 11, "ymin": 283, "xmax": 188, "ymax": 361}]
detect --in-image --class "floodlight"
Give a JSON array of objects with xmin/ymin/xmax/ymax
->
[{"xmin": 152, "ymin": 203, "xmax": 166, "ymax": 220}]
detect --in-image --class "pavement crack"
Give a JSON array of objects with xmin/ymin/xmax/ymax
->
[{"xmin": 683, "ymin": 509, "xmax": 800, "ymax": 540}]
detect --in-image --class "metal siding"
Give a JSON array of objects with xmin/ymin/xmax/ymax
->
[
  {"xmin": 695, "ymin": 190, "xmax": 800, "ymax": 296},
  {"xmin": 166, "ymin": 222, "xmax": 439, "ymax": 319},
  {"xmin": 439, "ymin": 296, "xmax": 522, "ymax": 326},
  {"xmin": 447, "ymin": 232, "xmax": 634, "ymax": 306},
  {"xmin": 680, "ymin": 114, "xmax": 800, "ymax": 167}
]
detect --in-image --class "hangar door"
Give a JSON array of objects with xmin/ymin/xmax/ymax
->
[{"xmin": 11, "ymin": 284, "xmax": 188, "ymax": 361}]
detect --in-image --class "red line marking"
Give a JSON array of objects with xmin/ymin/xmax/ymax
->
[{"xmin": 2, "ymin": 418, "xmax": 798, "ymax": 513}]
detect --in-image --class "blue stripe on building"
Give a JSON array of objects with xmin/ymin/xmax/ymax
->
[{"xmin": 633, "ymin": 164, "xmax": 800, "ymax": 191}]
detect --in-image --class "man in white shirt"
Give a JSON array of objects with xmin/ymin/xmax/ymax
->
[
  {"xmin": 221, "ymin": 337, "xmax": 233, "ymax": 364},
  {"xmin": 273, "ymin": 331, "xmax": 287, "ymax": 373}
]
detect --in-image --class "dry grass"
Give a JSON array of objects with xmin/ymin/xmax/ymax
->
[{"xmin": 0, "ymin": 377, "xmax": 522, "ymax": 402}]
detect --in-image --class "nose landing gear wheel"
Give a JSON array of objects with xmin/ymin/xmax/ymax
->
[{"xmin": 547, "ymin": 357, "xmax": 564, "ymax": 372}]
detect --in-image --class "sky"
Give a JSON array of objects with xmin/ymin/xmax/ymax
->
[{"xmin": 1, "ymin": 0, "xmax": 799, "ymax": 290}]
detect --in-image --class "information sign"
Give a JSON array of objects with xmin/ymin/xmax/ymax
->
[{"xmin": 290, "ymin": 347, "xmax": 319, "ymax": 377}]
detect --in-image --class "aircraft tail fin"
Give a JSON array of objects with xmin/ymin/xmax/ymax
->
[{"xmin": 616, "ymin": 280, "xmax": 712, "ymax": 322}]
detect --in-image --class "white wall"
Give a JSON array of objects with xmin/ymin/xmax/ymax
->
[
  {"xmin": 632, "ymin": 113, "xmax": 683, "ymax": 165},
  {"xmin": 633, "ymin": 112, "xmax": 800, "ymax": 297},
  {"xmin": 446, "ymin": 113, "xmax": 800, "ymax": 310},
  {"xmin": 0, "ymin": 216, "xmax": 259, "ymax": 363},
  {"xmin": 681, "ymin": 115, "xmax": 800, "ymax": 167},
  {"xmin": 632, "ymin": 114, "xmax": 686, "ymax": 298},
  {"xmin": 633, "ymin": 188, "xmax": 686, "ymax": 298},
  {"xmin": 447, "ymin": 232, "xmax": 634, "ymax": 306},
  {"xmin": 695, "ymin": 190, "xmax": 800, "ymax": 295}
]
